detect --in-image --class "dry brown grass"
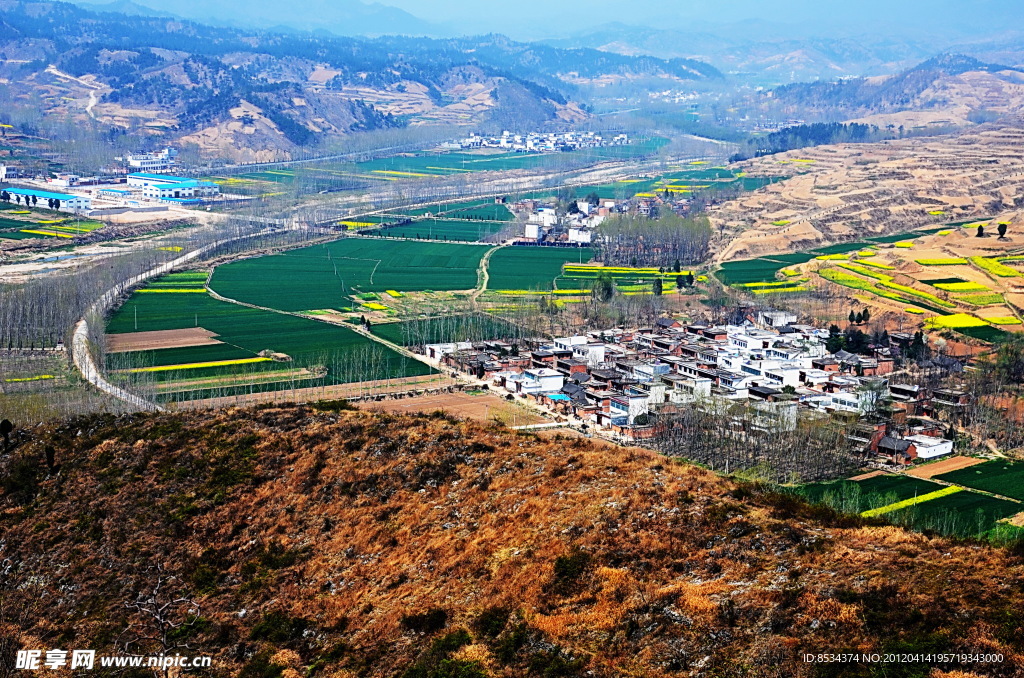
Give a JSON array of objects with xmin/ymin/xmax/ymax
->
[{"xmin": 0, "ymin": 406, "xmax": 1022, "ymax": 677}]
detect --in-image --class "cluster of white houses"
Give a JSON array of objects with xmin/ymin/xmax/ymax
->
[
  {"xmin": 517, "ymin": 197, "xmax": 617, "ymax": 244},
  {"xmin": 425, "ymin": 311, "xmax": 962, "ymax": 463},
  {"xmin": 513, "ymin": 190, "xmax": 697, "ymax": 246},
  {"xmin": 443, "ymin": 130, "xmax": 629, "ymax": 153}
]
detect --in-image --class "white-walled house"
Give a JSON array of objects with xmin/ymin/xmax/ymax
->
[
  {"xmin": 517, "ymin": 368, "xmax": 565, "ymax": 394},
  {"xmin": 567, "ymin": 227, "xmax": 592, "ymax": 244},
  {"xmin": 573, "ymin": 343, "xmax": 607, "ymax": 366},
  {"xmin": 553, "ymin": 336, "xmax": 589, "ymax": 352},
  {"xmin": 662, "ymin": 375, "xmax": 713, "ymax": 404},
  {"xmin": 905, "ymin": 434, "xmax": 954, "ymax": 459},
  {"xmin": 610, "ymin": 392, "xmax": 649, "ymax": 424},
  {"xmin": 424, "ymin": 342, "xmax": 474, "ymax": 360}
]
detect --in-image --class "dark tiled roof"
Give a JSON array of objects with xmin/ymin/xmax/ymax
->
[{"xmin": 878, "ymin": 436, "xmax": 912, "ymax": 452}]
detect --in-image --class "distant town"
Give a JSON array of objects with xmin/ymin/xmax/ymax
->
[{"xmin": 441, "ymin": 130, "xmax": 629, "ymax": 153}]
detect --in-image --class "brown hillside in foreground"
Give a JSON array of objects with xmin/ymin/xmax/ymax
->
[{"xmin": 0, "ymin": 405, "xmax": 1022, "ymax": 678}]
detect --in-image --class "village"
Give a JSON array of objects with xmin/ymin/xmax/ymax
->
[
  {"xmin": 421, "ymin": 308, "xmax": 967, "ymax": 466},
  {"xmin": 509, "ymin": 187, "xmax": 698, "ymax": 245},
  {"xmin": 442, "ymin": 130, "xmax": 630, "ymax": 153}
]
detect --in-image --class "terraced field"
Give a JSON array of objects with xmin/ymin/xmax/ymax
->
[
  {"xmin": 717, "ymin": 218, "xmax": 1024, "ymax": 343},
  {"xmin": 716, "ymin": 226, "xmax": 950, "ymax": 286}
]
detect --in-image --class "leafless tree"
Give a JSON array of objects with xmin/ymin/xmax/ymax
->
[{"xmin": 120, "ymin": 566, "xmax": 201, "ymax": 678}]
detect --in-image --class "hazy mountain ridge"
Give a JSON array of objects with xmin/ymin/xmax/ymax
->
[
  {"xmin": 0, "ymin": 405, "xmax": 1022, "ymax": 677},
  {"xmin": 68, "ymin": 0, "xmax": 439, "ymax": 37},
  {"xmin": 542, "ymin": 23, "xmax": 941, "ymax": 84},
  {"xmin": 0, "ymin": 1, "xmax": 718, "ymax": 160},
  {"xmin": 763, "ymin": 54, "xmax": 1024, "ymax": 125},
  {"xmin": 543, "ymin": 23, "xmax": 1024, "ymax": 86}
]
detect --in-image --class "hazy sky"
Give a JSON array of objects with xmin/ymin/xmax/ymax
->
[
  {"xmin": 379, "ymin": 0, "xmax": 1024, "ymax": 35},
  {"xmin": 75, "ymin": 0, "xmax": 1024, "ymax": 40}
]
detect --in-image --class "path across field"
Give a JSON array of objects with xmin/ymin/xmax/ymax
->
[
  {"xmin": 905, "ymin": 455, "xmax": 987, "ymax": 479},
  {"xmin": 359, "ymin": 391, "xmax": 548, "ymax": 427}
]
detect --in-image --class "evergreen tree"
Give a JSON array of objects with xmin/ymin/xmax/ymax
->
[
  {"xmin": 993, "ymin": 335, "xmax": 1024, "ymax": 383},
  {"xmin": 862, "ymin": 307, "xmax": 871, "ymax": 323},
  {"xmin": 653, "ymin": 278, "xmax": 663, "ymax": 296},
  {"xmin": 593, "ymin": 272, "xmax": 615, "ymax": 302},
  {"xmin": 849, "ymin": 310, "xmax": 857, "ymax": 324},
  {"xmin": 845, "ymin": 329, "xmax": 869, "ymax": 353},
  {"xmin": 907, "ymin": 331, "xmax": 927, "ymax": 360},
  {"xmin": 977, "ymin": 224, "xmax": 986, "ymax": 238},
  {"xmin": 826, "ymin": 325, "xmax": 846, "ymax": 353},
  {"xmin": 998, "ymin": 222, "xmax": 1008, "ymax": 239}
]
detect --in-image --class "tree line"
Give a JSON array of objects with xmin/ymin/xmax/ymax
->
[
  {"xmin": 730, "ymin": 122, "xmax": 888, "ymax": 161},
  {"xmin": 650, "ymin": 401, "xmax": 858, "ymax": 483},
  {"xmin": 594, "ymin": 212, "xmax": 712, "ymax": 268}
]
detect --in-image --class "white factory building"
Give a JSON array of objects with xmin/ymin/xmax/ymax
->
[
  {"xmin": 2, "ymin": 187, "xmax": 92, "ymax": 212},
  {"xmin": 127, "ymin": 173, "xmax": 220, "ymax": 201}
]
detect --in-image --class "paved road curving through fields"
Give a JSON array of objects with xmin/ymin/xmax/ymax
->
[{"xmin": 71, "ymin": 228, "xmax": 282, "ymax": 412}]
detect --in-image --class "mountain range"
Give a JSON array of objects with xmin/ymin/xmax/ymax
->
[
  {"xmin": 0, "ymin": 0, "xmax": 720, "ymax": 161},
  {"xmin": 60, "ymin": 0, "xmax": 1024, "ymax": 85},
  {"xmin": 65, "ymin": 0, "xmax": 440, "ymax": 36},
  {"xmin": 545, "ymin": 23, "xmax": 1024, "ymax": 86},
  {"xmin": 761, "ymin": 54, "xmax": 1024, "ymax": 128}
]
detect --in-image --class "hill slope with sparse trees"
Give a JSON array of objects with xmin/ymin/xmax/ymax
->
[{"xmin": 1, "ymin": 404, "xmax": 1022, "ymax": 677}]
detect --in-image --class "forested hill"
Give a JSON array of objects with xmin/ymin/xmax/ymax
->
[
  {"xmin": 1, "ymin": 404, "xmax": 1022, "ymax": 677},
  {"xmin": 0, "ymin": 0, "xmax": 720, "ymax": 160}
]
